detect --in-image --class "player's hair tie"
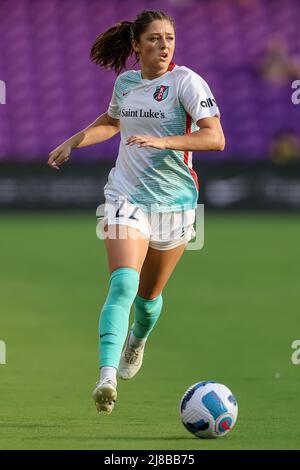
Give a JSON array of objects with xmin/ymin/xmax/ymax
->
[{"xmin": 129, "ymin": 23, "xmax": 135, "ymax": 41}]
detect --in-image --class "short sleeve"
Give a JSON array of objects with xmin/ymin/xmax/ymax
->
[
  {"xmin": 107, "ymin": 84, "xmax": 120, "ymax": 119},
  {"xmin": 178, "ymin": 69, "xmax": 220, "ymax": 122}
]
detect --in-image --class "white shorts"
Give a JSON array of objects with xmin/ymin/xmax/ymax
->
[{"xmin": 96, "ymin": 197, "xmax": 196, "ymax": 251}]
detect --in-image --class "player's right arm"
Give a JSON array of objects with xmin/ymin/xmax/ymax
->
[{"xmin": 47, "ymin": 112, "xmax": 120, "ymax": 170}]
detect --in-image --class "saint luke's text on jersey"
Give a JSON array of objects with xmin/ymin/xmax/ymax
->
[{"xmin": 121, "ymin": 108, "xmax": 165, "ymax": 119}]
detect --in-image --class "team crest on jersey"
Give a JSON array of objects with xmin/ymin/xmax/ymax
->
[{"xmin": 153, "ymin": 85, "xmax": 169, "ymax": 102}]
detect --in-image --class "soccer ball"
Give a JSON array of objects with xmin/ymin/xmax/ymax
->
[{"xmin": 180, "ymin": 381, "xmax": 238, "ymax": 438}]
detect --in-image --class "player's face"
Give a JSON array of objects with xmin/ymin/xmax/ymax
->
[{"xmin": 133, "ymin": 20, "xmax": 175, "ymax": 75}]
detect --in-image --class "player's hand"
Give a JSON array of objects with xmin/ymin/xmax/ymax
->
[
  {"xmin": 126, "ymin": 135, "xmax": 167, "ymax": 150},
  {"xmin": 47, "ymin": 141, "xmax": 73, "ymax": 170}
]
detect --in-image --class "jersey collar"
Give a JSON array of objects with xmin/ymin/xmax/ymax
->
[{"xmin": 139, "ymin": 63, "xmax": 176, "ymax": 83}]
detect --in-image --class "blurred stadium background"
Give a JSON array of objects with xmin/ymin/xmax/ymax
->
[
  {"xmin": 1, "ymin": 0, "xmax": 300, "ymax": 450},
  {"xmin": 1, "ymin": 0, "xmax": 300, "ymax": 209}
]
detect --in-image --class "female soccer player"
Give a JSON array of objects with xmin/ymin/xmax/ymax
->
[{"xmin": 48, "ymin": 10, "xmax": 225, "ymax": 414}]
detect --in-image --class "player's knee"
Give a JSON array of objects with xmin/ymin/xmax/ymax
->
[
  {"xmin": 135, "ymin": 293, "xmax": 163, "ymax": 314},
  {"xmin": 137, "ymin": 287, "xmax": 162, "ymax": 301},
  {"xmin": 109, "ymin": 267, "xmax": 140, "ymax": 304}
]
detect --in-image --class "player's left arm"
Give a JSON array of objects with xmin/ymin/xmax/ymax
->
[
  {"xmin": 126, "ymin": 115, "xmax": 225, "ymax": 151},
  {"xmin": 166, "ymin": 115, "xmax": 225, "ymax": 151}
]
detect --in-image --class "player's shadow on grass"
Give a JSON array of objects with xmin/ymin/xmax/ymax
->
[
  {"xmin": 2, "ymin": 423, "xmax": 60, "ymax": 428},
  {"xmin": 98, "ymin": 436, "xmax": 196, "ymax": 441},
  {"xmin": 2, "ymin": 425, "xmax": 196, "ymax": 441}
]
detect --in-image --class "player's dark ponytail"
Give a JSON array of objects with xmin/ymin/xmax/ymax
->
[
  {"xmin": 90, "ymin": 10, "xmax": 175, "ymax": 75},
  {"xmin": 90, "ymin": 21, "xmax": 134, "ymax": 75}
]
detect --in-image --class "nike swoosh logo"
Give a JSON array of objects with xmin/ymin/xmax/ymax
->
[
  {"xmin": 100, "ymin": 333, "xmax": 117, "ymax": 338},
  {"xmin": 122, "ymin": 91, "xmax": 129, "ymax": 96}
]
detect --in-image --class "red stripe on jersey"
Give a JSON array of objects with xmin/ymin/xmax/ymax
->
[
  {"xmin": 168, "ymin": 62, "xmax": 176, "ymax": 71},
  {"xmin": 184, "ymin": 113, "xmax": 199, "ymax": 191}
]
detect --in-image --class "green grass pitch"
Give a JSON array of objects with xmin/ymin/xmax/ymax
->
[{"xmin": 0, "ymin": 211, "xmax": 299, "ymax": 450}]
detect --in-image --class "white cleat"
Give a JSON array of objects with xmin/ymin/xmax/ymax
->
[
  {"xmin": 92, "ymin": 379, "xmax": 117, "ymax": 414},
  {"xmin": 118, "ymin": 334, "xmax": 145, "ymax": 380}
]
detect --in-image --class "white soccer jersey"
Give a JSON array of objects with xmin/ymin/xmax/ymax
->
[{"xmin": 104, "ymin": 63, "xmax": 220, "ymax": 213}]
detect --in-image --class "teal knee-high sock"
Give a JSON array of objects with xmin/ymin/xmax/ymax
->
[
  {"xmin": 132, "ymin": 294, "xmax": 163, "ymax": 340},
  {"xmin": 99, "ymin": 267, "xmax": 139, "ymax": 369}
]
